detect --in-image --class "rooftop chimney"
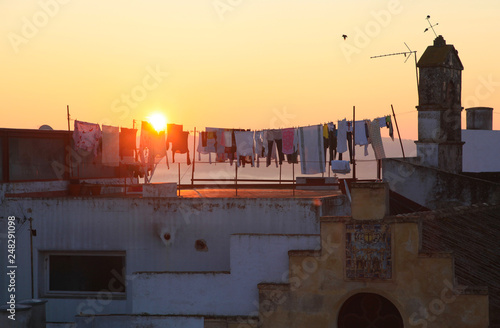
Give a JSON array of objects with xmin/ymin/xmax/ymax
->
[{"xmin": 466, "ymin": 107, "xmax": 493, "ymax": 130}]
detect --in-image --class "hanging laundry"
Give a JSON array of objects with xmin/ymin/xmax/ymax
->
[
  {"xmin": 354, "ymin": 120, "xmax": 369, "ymax": 146},
  {"xmin": 139, "ymin": 121, "xmax": 167, "ymax": 169},
  {"xmin": 286, "ymin": 151, "xmax": 299, "ymax": 164},
  {"xmin": 119, "ymin": 127, "xmax": 137, "ymax": 163},
  {"xmin": 234, "ymin": 131, "xmax": 255, "ymax": 167},
  {"xmin": 167, "ymin": 123, "xmax": 183, "ymax": 148},
  {"xmin": 346, "ymin": 132, "xmax": 354, "ymax": 163},
  {"xmin": 328, "ymin": 122, "xmax": 337, "ymax": 162},
  {"xmin": 73, "ymin": 120, "xmax": 102, "ymax": 156},
  {"xmin": 197, "ymin": 132, "xmax": 211, "ymax": 163},
  {"xmin": 139, "ymin": 121, "xmax": 156, "ymax": 168},
  {"xmin": 200, "ymin": 132, "xmax": 208, "ymax": 147},
  {"xmin": 223, "ymin": 130, "xmax": 233, "ymax": 147},
  {"xmin": 386, "ymin": 116, "xmax": 394, "ymax": 140},
  {"xmin": 265, "ymin": 129, "xmax": 284, "ymax": 166},
  {"xmin": 368, "ymin": 119, "xmax": 386, "ymax": 160},
  {"xmin": 225, "ymin": 130, "xmax": 238, "ymax": 166},
  {"xmin": 205, "ymin": 127, "xmax": 218, "ymax": 163},
  {"xmin": 281, "ymin": 128, "xmax": 296, "ymax": 155},
  {"xmin": 323, "ymin": 124, "xmax": 329, "ymax": 138},
  {"xmin": 171, "ymin": 131, "xmax": 191, "ymax": 165},
  {"xmin": 364, "ymin": 120, "xmax": 370, "ymax": 157},
  {"xmin": 254, "ymin": 130, "xmax": 264, "ymax": 167},
  {"xmin": 298, "ymin": 125, "xmax": 325, "ymax": 174},
  {"xmin": 152, "ymin": 130, "xmax": 167, "ymax": 166},
  {"xmin": 346, "ymin": 120, "xmax": 353, "ymax": 132},
  {"xmin": 337, "ymin": 119, "xmax": 348, "ymax": 154},
  {"xmin": 215, "ymin": 129, "xmax": 226, "ymax": 162},
  {"xmin": 102, "ymin": 125, "xmax": 120, "ymax": 167},
  {"xmin": 323, "ymin": 124, "xmax": 330, "ymax": 163},
  {"xmin": 331, "ymin": 160, "xmax": 351, "ymax": 174}
]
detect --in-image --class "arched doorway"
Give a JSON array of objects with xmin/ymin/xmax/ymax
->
[{"xmin": 337, "ymin": 293, "xmax": 404, "ymax": 328}]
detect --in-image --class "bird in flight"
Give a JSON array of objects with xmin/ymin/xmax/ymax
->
[{"xmin": 342, "ymin": 34, "xmax": 347, "ymax": 40}]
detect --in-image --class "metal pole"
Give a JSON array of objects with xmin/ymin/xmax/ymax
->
[
  {"xmin": 66, "ymin": 105, "xmax": 70, "ymax": 132},
  {"xmin": 414, "ymin": 53, "xmax": 419, "ymax": 96},
  {"xmin": 279, "ymin": 164, "xmax": 282, "ymax": 185},
  {"xmin": 391, "ymin": 104, "xmax": 406, "ymax": 159},
  {"xmin": 235, "ymin": 163, "xmax": 238, "ymax": 196},
  {"xmin": 29, "ymin": 217, "xmax": 34, "ymax": 298},
  {"xmin": 292, "ymin": 162, "xmax": 295, "ymax": 196},
  {"xmin": 352, "ymin": 106, "xmax": 356, "ymax": 180},
  {"xmin": 377, "ymin": 159, "xmax": 381, "ymax": 180},
  {"xmin": 67, "ymin": 105, "xmax": 72, "ymax": 179},
  {"xmin": 191, "ymin": 127, "xmax": 196, "ymax": 186},
  {"xmin": 178, "ymin": 162, "xmax": 181, "ymax": 196}
]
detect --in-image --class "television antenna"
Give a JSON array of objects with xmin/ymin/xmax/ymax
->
[{"xmin": 370, "ymin": 42, "xmax": 419, "ymax": 95}]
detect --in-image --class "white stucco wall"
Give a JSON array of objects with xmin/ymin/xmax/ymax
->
[
  {"xmin": 462, "ymin": 129, "xmax": 500, "ymax": 172},
  {"xmin": 132, "ymin": 234, "xmax": 321, "ymax": 316},
  {"xmin": 0, "ymin": 194, "xmax": 346, "ymax": 323}
]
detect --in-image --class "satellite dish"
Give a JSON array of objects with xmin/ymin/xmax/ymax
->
[{"xmin": 39, "ymin": 124, "xmax": 53, "ymax": 130}]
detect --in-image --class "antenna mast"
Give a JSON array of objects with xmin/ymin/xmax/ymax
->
[{"xmin": 370, "ymin": 42, "xmax": 419, "ymax": 98}]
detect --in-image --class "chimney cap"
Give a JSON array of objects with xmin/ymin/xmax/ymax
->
[{"xmin": 434, "ymin": 35, "xmax": 446, "ymax": 47}]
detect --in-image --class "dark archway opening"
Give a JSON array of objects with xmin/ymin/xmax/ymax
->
[{"xmin": 337, "ymin": 293, "xmax": 404, "ymax": 328}]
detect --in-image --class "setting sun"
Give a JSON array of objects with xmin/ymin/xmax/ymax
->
[{"xmin": 147, "ymin": 113, "xmax": 167, "ymax": 132}]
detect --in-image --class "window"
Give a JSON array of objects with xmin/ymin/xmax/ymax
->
[{"xmin": 40, "ymin": 251, "xmax": 126, "ymax": 299}]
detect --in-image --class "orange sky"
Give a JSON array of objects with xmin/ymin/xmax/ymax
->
[{"xmin": 1, "ymin": 0, "xmax": 500, "ymax": 140}]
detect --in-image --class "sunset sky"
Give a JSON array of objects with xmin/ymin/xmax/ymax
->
[{"xmin": 1, "ymin": 0, "xmax": 500, "ymax": 140}]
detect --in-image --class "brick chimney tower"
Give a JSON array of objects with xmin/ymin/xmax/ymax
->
[{"xmin": 416, "ymin": 35, "xmax": 464, "ymax": 173}]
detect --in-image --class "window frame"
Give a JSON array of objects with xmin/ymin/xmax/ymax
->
[{"xmin": 39, "ymin": 251, "xmax": 127, "ymax": 300}]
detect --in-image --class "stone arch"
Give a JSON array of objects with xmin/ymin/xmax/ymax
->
[{"xmin": 337, "ymin": 292, "xmax": 404, "ymax": 328}]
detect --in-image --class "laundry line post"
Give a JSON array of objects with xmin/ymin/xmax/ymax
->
[
  {"xmin": 279, "ymin": 164, "xmax": 282, "ymax": 185},
  {"xmin": 292, "ymin": 162, "xmax": 295, "ymax": 197},
  {"xmin": 235, "ymin": 162, "xmax": 238, "ymax": 196},
  {"xmin": 66, "ymin": 105, "xmax": 72, "ymax": 179},
  {"xmin": 352, "ymin": 105, "xmax": 356, "ymax": 181},
  {"xmin": 29, "ymin": 217, "xmax": 34, "ymax": 298},
  {"xmin": 191, "ymin": 127, "xmax": 196, "ymax": 186},
  {"xmin": 178, "ymin": 162, "xmax": 181, "ymax": 197},
  {"xmin": 391, "ymin": 104, "xmax": 406, "ymax": 159}
]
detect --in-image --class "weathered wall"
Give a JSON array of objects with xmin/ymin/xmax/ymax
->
[
  {"xmin": 132, "ymin": 234, "xmax": 320, "ymax": 316},
  {"xmin": 258, "ymin": 218, "xmax": 489, "ymax": 328},
  {"xmin": 0, "ymin": 194, "xmax": 348, "ymax": 323},
  {"xmin": 382, "ymin": 157, "xmax": 500, "ymax": 209},
  {"xmin": 74, "ymin": 315, "xmax": 203, "ymax": 328},
  {"xmin": 350, "ymin": 182, "xmax": 388, "ymax": 220}
]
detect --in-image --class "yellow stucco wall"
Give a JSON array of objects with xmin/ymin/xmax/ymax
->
[
  {"xmin": 258, "ymin": 218, "xmax": 489, "ymax": 328},
  {"xmin": 350, "ymin": 182, "xmax": 389, "ymax": 220}
]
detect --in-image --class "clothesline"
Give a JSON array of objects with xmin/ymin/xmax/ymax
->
[{"xmin": 71, "ymin": 114, "xmax": 395, "ymax": 181}]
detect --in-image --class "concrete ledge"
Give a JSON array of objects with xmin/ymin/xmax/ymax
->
[{"xmin": 142, "ymin": 183, "xmax": 177, "ymax": 197}]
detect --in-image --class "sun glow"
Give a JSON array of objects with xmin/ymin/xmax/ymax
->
[{"xmin": 147, "ymin": 113, "xmax": 167, "ymax": 132}]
